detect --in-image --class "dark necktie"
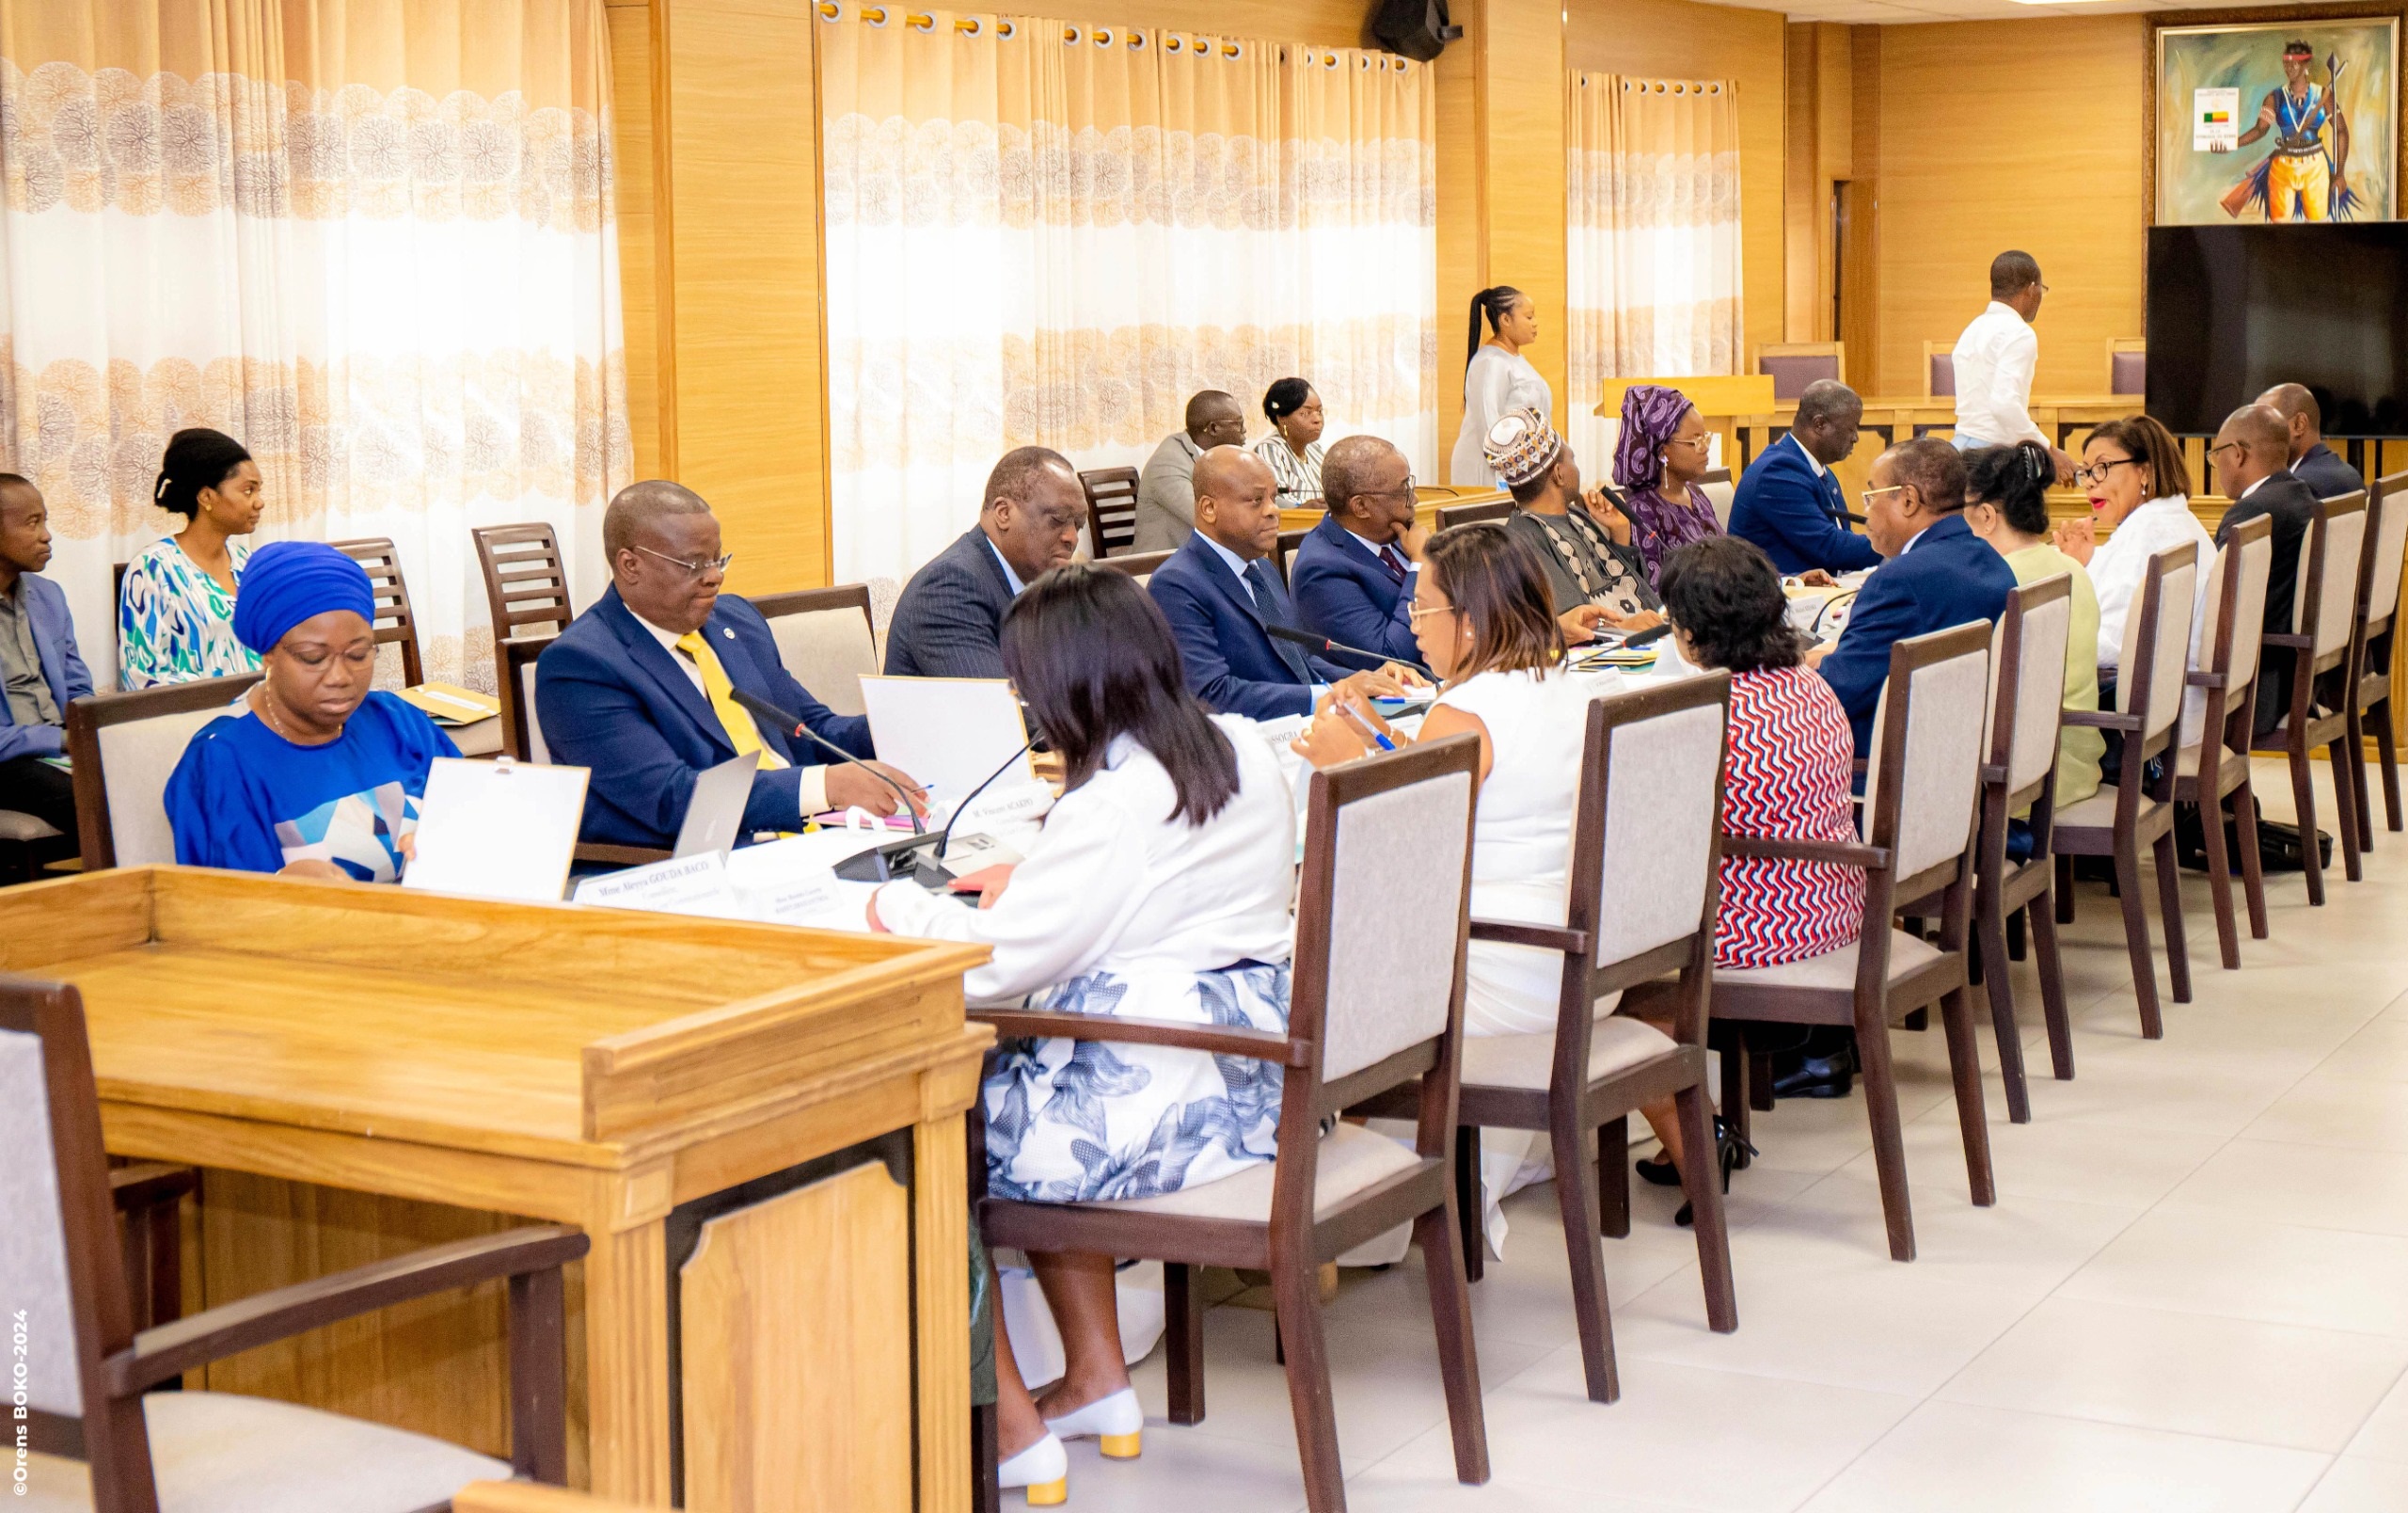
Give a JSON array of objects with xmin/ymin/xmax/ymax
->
[
  {"xmin": 1244, "ymin": 560, "xmax": 1311, "ymax": 680},
  {"xmin": 1377, "ymin": 545, "xmax": 1409, "ymax": 584}
]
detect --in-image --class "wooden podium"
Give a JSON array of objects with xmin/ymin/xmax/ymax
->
[{"xmin": 0, "ymin": 867, "xmax": 992, "ymax": 1512}]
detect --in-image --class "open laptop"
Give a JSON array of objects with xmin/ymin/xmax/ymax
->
[{"xmin": 673, "ymin": 751, "xmax": 760, "ymax": 859}]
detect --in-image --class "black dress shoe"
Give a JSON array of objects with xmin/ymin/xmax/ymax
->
[
  {"xmin": 1635, "ymin": 1152, "xmax": 1683, "ymax": 1187},
  {"xmin": 1771, "ymin": 1046, "xmax": 1855, "ymax": 1100},
  {"xmin": 1674, "ymin": 1119, "xmax": 1756, "ymax": 1227}
]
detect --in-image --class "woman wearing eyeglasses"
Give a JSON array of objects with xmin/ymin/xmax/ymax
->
[
  {"xmin": 2050, "ymin": 415, "xmax": 2211, "ymax": 708},
  {"xmin": 1612, "ymin": 384, "xmax": 1724, "ymax": 587}
]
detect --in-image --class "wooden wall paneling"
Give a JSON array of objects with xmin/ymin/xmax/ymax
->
[
  {"xmin": 1566, "ymin": 0, "xmax": 1786, "ymax": 370},
  {"xmin": 1870, "ymin": 15, "xmax": 2147, "ymax": 398},
  {"xmin": 1841, "ymin": 24, "xmax": 1879, "ymax": 395},
  {"xmin": 1784, "ymin": 23, "xmax": 1817, "ymax": 342},
  {"xmin": 678, "ymin": 1162, "xmax": 914, "ymax": 1513},
  {"xmin": 605, "ymin": 0, "xmax": 668, "ymax": 484},
  {"xmin": 1434, "ymin": 0, "xmax": 1483, "ymax": 471}
]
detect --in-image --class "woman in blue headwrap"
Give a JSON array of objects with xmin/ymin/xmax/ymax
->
[{"xmin": 163, "ymin": 541, "xmax": 457, "ymax": 881}]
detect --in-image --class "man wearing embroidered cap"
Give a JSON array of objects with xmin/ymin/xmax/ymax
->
[
  {"xmin": 163, "ymin": 540, "xmax": 459, "ymax": 881},
  {"xmin": 1486, "ymin": 408, "xmax": 1665, "ymax": 640}
]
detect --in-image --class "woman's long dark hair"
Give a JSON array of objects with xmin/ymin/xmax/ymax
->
[
  {"xmin": 1001, "ymin": 565, "xmax": 1239, "ymax": 825},
  {"xmin": 1966, "ymin": 441, "xmax": 2054, "ymax": 535},
  {"xmin": 1465, "ymin": 285, "xmax": 1525, "ymax": 373}
]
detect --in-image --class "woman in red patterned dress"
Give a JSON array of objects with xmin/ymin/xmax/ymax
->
[{"xmin": 1629, "ymin": 535, "xmax": 1863, "ymax": 1202}]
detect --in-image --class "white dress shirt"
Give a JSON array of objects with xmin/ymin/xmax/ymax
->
[
  {"xmin": 631, "ymin": 610, "xmax": 830, "ymax": 817},
  {"xmin": 872, "ymin": 717, "xmax": 1297, "ymax": 1002},
  {"xmin": 2087, "ymin": 495, "xmax": 2213, "ymax": 673},
  {"xmin": 1951, "ymin": 301, "xmax": 2047, "ymax": 448}
]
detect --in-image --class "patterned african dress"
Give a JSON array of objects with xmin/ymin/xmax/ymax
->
[
  {"xmin": 1506, "ymin": 504, "xmax": 1659, "ymax": 622},
  {"xmin": 162, "ymin": 692, "xmax": 458, "ymax": 881},
  {"xmin": 1716, "ymin": 664, "xmax": 1863, "ymax": 968},
  {"xmin": 1252, "ymin": 435, "xmax": 1327, "ymax": 508},
  {"xmin": 1624, "ymin": 486, "xmax": 1723, "ymax": 589},
  {"xmin": 119, "ymin": 537, "xmax": 260, "ymax": 690}
]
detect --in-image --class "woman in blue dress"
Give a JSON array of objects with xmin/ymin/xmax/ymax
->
[
  {"xmin": 871, "ymin": 565, "xmax": 1297, "ymax": 1504},
  {"xmin": 165, "ymin": 540, "xmax": 457, "ymax": 882}
]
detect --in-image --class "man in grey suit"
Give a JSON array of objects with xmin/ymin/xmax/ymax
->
[
  {"xmin": 883, "ymin": 447, "xmax": 1084, "ymax": 680},
  {"xmin": 1131, "ymin": 390, "xmax": 1247, "ymax": 552}
]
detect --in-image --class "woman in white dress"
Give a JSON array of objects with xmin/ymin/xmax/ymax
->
[
  {"xmin": 1449, "ymin": 285, "xmax": 1553, "ymax": 487},
  {"xmin": 870, "ymin": 565, "xmax": 1296, "ymax": 1504},
  {"xmin": 1291, "ymin": 518, "xmax": 1597, "ymax": 1249}
]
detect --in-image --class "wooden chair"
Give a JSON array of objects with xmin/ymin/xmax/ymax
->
[
  {"xmin": 1756, "ymin": 341, "xmax": 1844, "ymax": 402},
  {"xmin": 2254, "ymin": 492, "xmax": 2369, "ymax": 902},
  {"xmin": 973, "ymin": 737, "xmax": 1489, "ymax": 1513},
  {"xmin": 64, "ymin": 675, "xmax": 262, "ymax": 869},
  {"xmin": 1275, "ymin": 526, "xmax": 1310, "ymax": 583},
  {"xmin": 2106, "ymin": 338, "xmax": 2147, "ymax": 396},
  {"xmin": 1970, "ymin": 576, "xmax": 2076, "ymax": 1124},
  {"xmin": 752, "ymin": 582, "xmax": 877, "ymax": 719},
  {"xmin": 5, "ymin": 973, "xmax": 587, "ymax": 1512},
  {"xmin": 1435, "ymin": 500, "xmax": 1513, "ymax": 532},
  {"xmin": 1714, "ymin": 623, "xmax": 1995, "ymax": 1263},
  {"xmin": 1078, "ymin": 467, "xmax": 1142, "ymax": 559},
  {"xmin": 2176, "ymin": 518, "xmax": 2275, "ymax": 970},
  {"xmin": 2346, "ymin": 470, "xmax": 2408, "ymax": 844},
  {"xmin": 473, "ymin": 523, "xmax": 575, "ymax": 645},
  {"xmin": 2052, "ymin": 542, "xmax": 2201, "ymax": 1038},
  {"xmin": 332, "ymin": 535, "xmax": 504, "ymax": 757},
  {"xmin": 1454, "ymin": 675, "xmax": 1740, "ymax": 1402},
  {"xmin": 1694, "ymin": 467, "xmax": 1735, "ymax": 530},
  {"xmin": 1093, "ymin": 548, "xmax": 1174, "ymax": 583},
  {"xmin": 1922, "ymin": 342, "xmax": 1956, "ymax": 399}
]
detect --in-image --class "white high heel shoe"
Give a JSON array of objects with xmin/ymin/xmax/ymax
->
[
  {"xmin": 999, "ymin": 1430, "xmax": 1069, "ymax": 1505},
  {"xmin": 1043, "ymin": 1385, "xmax": 1144, "ymax": 1459}
]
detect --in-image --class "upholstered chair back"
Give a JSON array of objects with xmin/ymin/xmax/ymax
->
[
  {"xmin": 1592, "ymin": 693, "xmax": 1725, "ymax": 966},
  {"xmin": 1865, "ymin": 626, "xmax": 1990, "ymax": 884},
  {"xmin": 754, "ymin": 588, "xmax": 878, "ymax": 719},
  {"xmin": 0, "ymin": 1026, "xmax": 79, "ymax": 1416},
  {"xmin": 2303, "ymin": 501, "xmax": 2368, "ymax": 658}
]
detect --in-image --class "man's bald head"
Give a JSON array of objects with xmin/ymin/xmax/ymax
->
[
  {"xmin": 1193, "ymin": 445, "xmax": 1281, "ymax": 560},
  {"xmin": 2257, "ymin": 383, "xmax": 2323, "ymax": 462},
  {"xmin": 604, "ymin": 479, "xmax": 711, "ymax": 561},
  {"xmin": 1184, "ymin": 390, "xmax": 1246, "ymax": 450},
  {"xmin": 2210, "ymin": 403, "xmax": 2293, "ymax": 498}
]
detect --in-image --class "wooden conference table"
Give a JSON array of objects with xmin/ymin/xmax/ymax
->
[{"xmin": 2, "ymin": 866, "xmax": 992, "ymax": 1512}]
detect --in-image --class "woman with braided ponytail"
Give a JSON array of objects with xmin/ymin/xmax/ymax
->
[{"xmin": 1449, "ymin": 285, "xmax": 1552, "ymax": 487}]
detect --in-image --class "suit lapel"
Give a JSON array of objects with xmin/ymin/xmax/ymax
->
[
  {"xmin": 600, "ymin": 588, "xmax": 730, "ymax": 756},
  {"xmin": 706, "ymin": 609, "xmax": 799, "ymax": 762},
  {"xmin": 1192, "ymin": 537, "xmax": 1310, "ymax": 680},
  {"xmin": 26, "ymin": 580, "xmax": 68, "ymax": 706}
]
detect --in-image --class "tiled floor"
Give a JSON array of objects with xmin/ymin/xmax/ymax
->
[{"xmin": 1040, "ymin": 761, "xmax": 2408, "ymax": 1511}]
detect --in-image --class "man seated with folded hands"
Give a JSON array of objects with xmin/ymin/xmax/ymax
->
[
  {"xmin": 538, "ymin": 480, "xmax": 927, "ymax": 848},
  {"xmin": 1147, "ymin": 446, "xmax": 1421, "ymax": 720}
]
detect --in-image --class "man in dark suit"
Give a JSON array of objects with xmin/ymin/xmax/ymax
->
[
  {"xmin": 884, "ymin": 447, "xmax": 1085, "ymax": 680},
  {"xmin": 2211, "ymin": 402, "xmax": 2321, "ymax": 732},
  {"xmin": 538, "ymin": 481, "xmax": 926, "ymax": 849},
  {"xmin": 1287, "ymin": 435, "xmax": 1426, "ymax": 666},
  {"xmin": 1813, "ymin": 438, "xmax": 2018, "ymax": 756},
  {"xmin": 0, "ymin": 475, "xmax": 89, "ymax": 843},
  {"xmin": 1149, "ymin": 447, "xmax": 1414, "ymax": 720},
  {"xmin": 1728, "ymin": 379, "xmax": 1882, "ymax": 578},
  {"xmin": 2258, "ymin": 383, "xmax": 2365, "ymax": 501}
]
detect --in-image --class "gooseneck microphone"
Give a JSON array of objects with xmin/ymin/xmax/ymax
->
[
  {"xmin": 931, "ymin": 736, "xmax": 1039, "ymax": 868},
  {"xmin": 1262, "ymin": 622, "xmax": 1434, "ymax": 680},
  {"xmin": 730, "ymin": 688, "xmax": 926, "ymax": 836}
]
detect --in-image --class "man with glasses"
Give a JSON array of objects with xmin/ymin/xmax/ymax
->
[
  {"xmin": 2210, "ymin": 402, "xmax": 2321, "ymax": 732},
  {"xmin": 539, "ymin": 479, "xmax": 927, "ymax": 850},
  {"xmin": 1287, "ymin": 435, "xmax": 1431, "ymax": 664},
  {"xmin": 886, "ymin": 446, "xmax": 1085, "ymax": 680},
  {"xmin": 1948, "ymin": 251, "xmax": 2073, "ymax": 484}
]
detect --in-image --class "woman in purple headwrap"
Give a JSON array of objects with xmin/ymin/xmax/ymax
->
[{"xmin": 1613, "ymin": 384, "xmax": 1724, "ymax": 587}]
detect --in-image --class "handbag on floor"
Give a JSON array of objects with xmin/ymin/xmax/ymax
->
[{"xmin": 2174, "ymin": 798, "xmax": 2332, "ymax": 874}]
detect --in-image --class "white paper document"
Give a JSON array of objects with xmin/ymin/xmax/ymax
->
[
  {"xmin": 403, "ymin": 757, "xmax": 587, "ymax": 902},
  {"xmin": 859, "ymin": 675, "xmax": 1033, "ymax": 812},
  {"xmin": 2194, "ymin": 87, "xmax": 2240, "ymax": 151},
  {"xmin": 571, "ymin": 851, "xmax": 750, "ymax": 918}
]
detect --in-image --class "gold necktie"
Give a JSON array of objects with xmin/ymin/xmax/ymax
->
[{"xmin": 675, "ymin": 630, "xmax": 789, "ymax": 770}]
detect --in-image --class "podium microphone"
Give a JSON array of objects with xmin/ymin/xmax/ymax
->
[
  {"xmin": 730, "ymin": 689, "xmax": 925, "ymax": 835},
  {"xmin": 1263, "ymin": 622, "xmax": 1433, "ymax": 680}
]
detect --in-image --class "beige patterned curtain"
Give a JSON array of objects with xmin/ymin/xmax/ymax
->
[
  {"xmin": 1566, "ymin": 72, "xmax": 1741, "ymax": 472},
  {"xmin": 822, "ymin": 8, "xmax": 1435, "ymax": 585},
  {"xmin": 0, "ymin": 0, "xmax": 630, "ymax": 692}
]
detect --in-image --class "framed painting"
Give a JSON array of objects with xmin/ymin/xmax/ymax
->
[{"xmin": 2153, "ymin": 14, "xmax": 2400, "ymax": 223}]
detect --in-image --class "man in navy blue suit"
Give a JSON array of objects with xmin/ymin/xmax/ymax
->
[
  {"xmin": 884, "ymin": 447, "xmax": 1085, "ymax": 680},
  {"xmin": 1812, "ymin": 437, "xmax": 2017, "ymax": 756},
  {"xmin": 1149, "ymin": 448, "xmax": 1417, "ymax": 720},
  {"xmin": 1287, "ymin": 435, "xmax": 1426, "ymax": 666},
  {"xmin": 1728, "ymin": 380, "xmax": 1881, "ymax": 578},
  {"xmin": 538, "ymin": 481, "xmax": 927, "ymax": 849}
]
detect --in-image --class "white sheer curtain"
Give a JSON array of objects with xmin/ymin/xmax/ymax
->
[
  {"xmin": 0, "ymin": 0, "xmax": 630, "ymax": 692},
  {"xmin": 1565, "ymin": 72, "xmax": 1742, "ymax": 474},
  {"xmin": 822, "ymin": 9, "xmax": 1436, "ymax": 589}
]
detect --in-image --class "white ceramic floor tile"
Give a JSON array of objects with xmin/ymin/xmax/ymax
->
[
  {"xmin": 1798, "ymin": 1400, "xmax": 2330, "ymax": 1513},
  {"xmin": 2058, "ymin": 1208, "xmax": 2408, "ymax": 1338},
  {"xmin": 2242, "ymin": 1068, "xmax": 2408, "ymax": 1152},
  {"xmin": 2294, "ymin": 1457, "xmax": 2408, "ymax": 1512},
  {"xmin": 2160, "ymin": 1138, "xmax": 2408, "ymax": 1236},
  {"xmin": 1939, "ymin": 1296, "xmax": 2408, "ymax": 1451},
  {"xmin": 2345, "ymin": 1371, "xmax": 2408, "ymax": 1463}
]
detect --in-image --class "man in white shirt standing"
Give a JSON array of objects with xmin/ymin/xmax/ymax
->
[{"xmin": 1950, "ymin": 250, "xmax": 2072, "ymax": 480}]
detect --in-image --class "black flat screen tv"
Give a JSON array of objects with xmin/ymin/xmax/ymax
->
[{"xmin": 2148, "ymin": 222, "xmax": 2408, "ymax": 438}]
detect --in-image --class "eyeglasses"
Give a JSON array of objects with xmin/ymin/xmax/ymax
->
[
  {"xmin": 2069, "ymin": 456, "xmax": 2139, "ymax": 488},
  {"xmin": 633, "ymin": 544, "xmax": 735, "ymax": 580},
  {"xmin": 1664, "ymin": 435, "xmax": 1713, "ymax": 452},
  {"xmin": 2206, "ymin": 440, "xmax": 2250, "ymax": 463},
  {"xmin": 1859, "ymin": 483, "xmax": 1905, "ymax": 510},
  {"xmin": 1363, "ymin": 475, "xmax": 1419, "ymax": 502},
  {"xmin": 1407, "ymin": 600, "xmax": 1459, "ymax": 622}
]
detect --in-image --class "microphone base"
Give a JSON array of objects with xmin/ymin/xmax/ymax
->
[{"xmin": 832, "ymin": 831, "xmax": 941, "ymax": 884}]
